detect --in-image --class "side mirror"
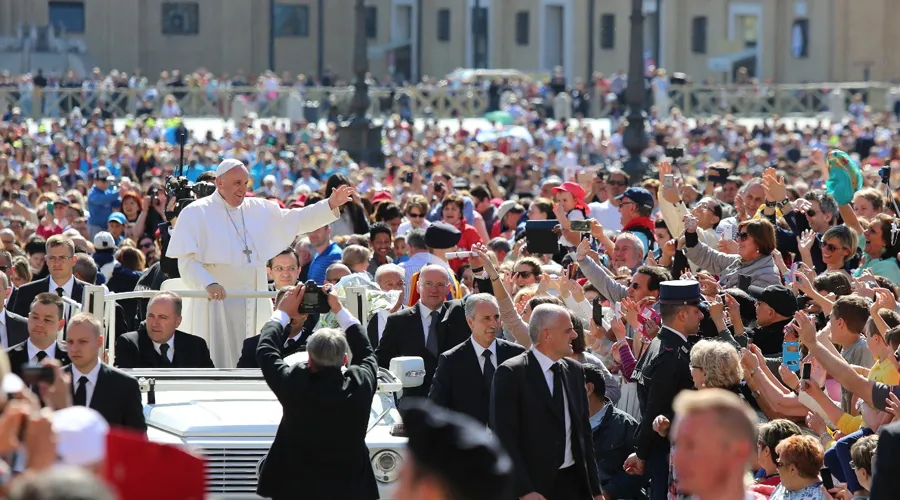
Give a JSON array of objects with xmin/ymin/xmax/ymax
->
[{"xmin": 389, "ymin": 357, "xmax": 426, "ymax": 388}]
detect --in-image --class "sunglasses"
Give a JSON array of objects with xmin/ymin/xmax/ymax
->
[
  {"xmin": 823, "ymin": 242, "xmax": 846, "ymax": 253},
  {"xmin": 737, "ymin": 232, "xmax": 750, "ymax": 241},
  {"xmin": 407, "ymin": 212, "xmax": 425, "ymax": 219},
  {"xmin": 607, "ymin": 180, "xmax": 628, "ymax": 187},
  {"xmin": 804, "ymin": 210, "xmax": 817, "ymax": 217},
  {"xmin": 626, "ymin": 282, "xmax": 640, "ymax": 290},
  {"xmin": 140, "ymin": 242, "xmax": 155, "ymax": 249},
  {"xmin": 514, "ymin": 271, "xmax": 535, "ymax": 278}
]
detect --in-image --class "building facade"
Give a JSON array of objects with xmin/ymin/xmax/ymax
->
[{"xmin": 0, "ymin": 0, "xmax": 896, "ymax": 84}]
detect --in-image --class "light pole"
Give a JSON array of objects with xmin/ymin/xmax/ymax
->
[
  {"xmin": 337, "ymin": 0, "xmax": 384, "ymax": 167},
  {"xmin": 622, "ymin": 0, "xmax": 649, "ymax": 180}
]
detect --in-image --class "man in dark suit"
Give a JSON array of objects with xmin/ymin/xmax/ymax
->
[
  {"xmin": 871, "ymin": 421, "xmax": 900, "ymax": 498},
  {"xmin": 10, "ymin": 235, "xmax": 88, "ymax": 321},
  {"xmin": 491, "ymin": 303, "xmax": 602, "ymax": 500},
  {"xmin": 256, "ymin": 283, "xmax": 378, "ymax": 500},
  {"xmin": 7, "ymin": 292, "xmax": 70, "ymax": 376},
  {"xmin": 64, "ymin": 312, "xmax": 146, "ymax": 432},
  {"xmin": 429, "ymin": 293, "xmax": 524, "ymax": 425},
  {"xmin": 0, "ymin": 273, "xmax": 27, "ymax": 349},
  {"xmin": 115, "ymin": 291, "xmax": 214, "ymax": 369},
  {"xmin": 237, "ymin": 286, "xmax": 318, "ymax": 368},
  {"xmin": 267, "ymin": 248, "xmax": 302, "ymax": 297},
  {"xmin": 377, "ymin": 264, "xmax": 471, "ymax": 400},
  {"xmin": 625, "ymin": 280, "xmax": 699, "ymax": 500}
]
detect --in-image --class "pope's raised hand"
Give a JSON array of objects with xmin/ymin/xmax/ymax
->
[{"xmin": 328, "ymin": 185, "xmax": 356, "ymax": 210}]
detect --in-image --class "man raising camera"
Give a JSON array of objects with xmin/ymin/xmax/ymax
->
[{"xmin": 255, "ymin": 283, "xmax": 378, "ymax": 500}]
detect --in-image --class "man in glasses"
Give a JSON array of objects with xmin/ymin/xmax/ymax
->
[
  {"xmin": 377, "ymin": 264, "xmax": 471, "ymax": 402},
  {"xmin": 266, "ymin": 248, "xmax": 302, "ymax": 294},
  {"xmin": 588, "ymin": 168, "xmax": 628, "ymax": 232},
  {"xmin": 10, "ymin": 235, "xmax": 87, "ymax": 325}
]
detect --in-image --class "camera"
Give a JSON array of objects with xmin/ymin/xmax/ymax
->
[
  {"xmin": 879, "ymin": 165, "xmax": 891, "ymax": 185},
  {"xmin": 434, "ymin": 181, "xmax": 444, "ymax": 194},
  {"xmin": 164, "ymin": 175, "xmax": 216, "ymax": 220},
  {"xmin": 150, "ymin": 186, "xmax": 160, "ymax": 206},
  {"xmin": 665, "ymin": 146, "xmax": 684, "ymax": 161},
  {"xmin": 21, "ymin": 363, "xmax": 54, "ymax": 385},
  {"xmin": 299, "ymin": 280, "xmax": 331, "ymax": 314}
]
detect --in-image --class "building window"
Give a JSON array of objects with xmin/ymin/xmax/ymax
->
[
  {"xmin": 515, "ymin": 11, "xmax": 529, "ymax": 45},
  {"xmin": 792, "ymin": 19, "xmax": 808, "ymax": 58},
  {"xmin": 691, "ymin": 16, "xmax": 707, "ymax": 54},
  {"xmin": 600, "ymin": 14, "xmax": 615, "ymax": 49},
  {"xmin": 48, "ymin": 1, "xmax": 85, "ymax": 34},
  {"xmin": 273, "ymin": 4, "xmax": 310, "ymax": 37},
  {"xmin": 161, "ymin": 2, "xmax": 200, "ymax": 35},
  {"xmin": 437, "ymin": 9, "xmax": 451, "ymax": 41},
  {"xmin": 365, "ymin": 6, "xmax": 377, "ymax": 39}
]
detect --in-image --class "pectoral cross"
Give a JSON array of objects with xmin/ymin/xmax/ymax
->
[{"xmin": 243, "ymin": 246, "xmax": 252, "ymax": 263}]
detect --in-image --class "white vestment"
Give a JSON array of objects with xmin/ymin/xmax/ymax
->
[{"xmin": 166, "ymin": 193, "xmax": 338, "ymax": 368}]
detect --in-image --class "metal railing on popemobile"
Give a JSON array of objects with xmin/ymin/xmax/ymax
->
[{"xmin": 81, "ymin": 284, "xmax": 370, "ymax": 368}]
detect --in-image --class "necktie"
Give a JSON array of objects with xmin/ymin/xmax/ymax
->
[
  {"xmin": 482, "ymin": 350, "xmax": 495, "ymax": 388},
  {"xmin": 159, "ymin": 344, "xmax": 172, "ymax": 367},
  {"xmin": 35, "ymin": 351, "xmax": 47, "ymax": 362},
  {"xmin": 425, "ymin": 311, "xmax": 440, "ymax": 357},
  {"xmin": 73, "ymin": 376, "xmax": 88, "ymax": 406},
  {"xmin": 286, "ymin": 338, "xmax": 297, "ymax": 351},
  {"xmin": 55, "ymin": 287, "xmax": 64, "ymax": 298},
  {"xmin": 550, "ymin": 363, "xmax": 566, "ymax": 465}
]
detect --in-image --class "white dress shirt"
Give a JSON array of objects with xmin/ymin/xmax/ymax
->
[
  {"xmin": 49, "ymin": 276, "xmax": 75, "ymax": 297},
  {"xmin": 152, "ymin": 336, "xmax": 175, "ymax": 362},
  {"xmin": 71, "ymin": 361, "xmax": 102, "ymax": 407},
  {"xmin": 376, "ymin": 309, "xmax": 390, "ymax": 342},
  {"xmin": 531, "ymin": 347, "xmax": 574, "ymax": 468},
  {"xmin": 470, "ymin": 337, "xmax": 497, "ymax": 373},
  {"xmin": 0, "ymin": 311, "xmax": 7, "ymax": 349},
  {"xmin": 26, "ymin": 339, "xmax": 57, "ymax": 362}
]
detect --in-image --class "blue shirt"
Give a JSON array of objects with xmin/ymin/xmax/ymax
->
[
  {"xmin": 86, "ymin": 186, "xmax": 120, "ymax": 227},
  {"xmin": 307, "ymin": 242, "xmax": 343, "ymax": 285}
]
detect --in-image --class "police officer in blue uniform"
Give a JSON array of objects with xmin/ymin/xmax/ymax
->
[{"xmin": 624, "ymin": 280, "xmax": 701, "ymax": 500}]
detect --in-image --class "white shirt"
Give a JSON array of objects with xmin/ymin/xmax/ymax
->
[
  {"xmin": 49, "ymin": 276, "xmax": 75, "ymax": 297},
  {"xmin": 152, "ymin": 336, "xmax": 175, "ymax": 362},
  {"xmin": 71, "ymin": 361, "xmax": 101, "ymax": 407},
  {"xmin": 419, "ymin": 303, "xmax": 438, "ymax": 344},
  {"xmin": 531, "ymin": 347, "xmax": 574, "ymax": 468},
  {"xmin": 588, "ymin": 200, "xmax": 623, "ymax": 232},
  {"xmin": 26, "ymin": 338, "xmax": 57, "ymax": 362},
  {"xmin": 664, "ymin": 325, "xmax": 689, "ymax": 343},
  {"xmin": 0, "ymin": 311, "xmax": 6, "ymax": 349},
  {"xmin": 376, "ymin": 309, "xmax": 390, "ymax": 341},
  {"xmin": 470, "ymin": 337, "xmax": 497, "ymax": 373}
]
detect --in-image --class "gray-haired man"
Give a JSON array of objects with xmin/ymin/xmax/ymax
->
[
  {"xmin": 256, "ymin": 283, "xmax": 379, "ymax": 500},
  {"xmin": 428, "ymin": 293, "xmax": 525, "ymax": 425}
]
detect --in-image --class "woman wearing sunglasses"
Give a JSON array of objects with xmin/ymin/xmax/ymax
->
[
  {"xmin": 797, "ymin": 226, "xmax": 858, "ymax": 276},
  {"xmin": 510, "ymin": 257, "xmax": 541, "ymax": 294},
  {"xmin": 683, "ymin": 214, "xmax": 782, "ymax": 289},
  {"xmin": 855, "ymin": 213, "xmax": 900, "ymax": 285},
  {"xmin": 395, "ymin": 195, "xmax": 431, "ymax": 237}
]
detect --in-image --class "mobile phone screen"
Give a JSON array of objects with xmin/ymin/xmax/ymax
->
[{"xmin": 801, "ymin": 362, "xmax": 812, "ymax": 380}]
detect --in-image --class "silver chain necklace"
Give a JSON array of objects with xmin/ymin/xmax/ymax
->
[{"xmin": 222, "ymin": 199, "xmax": 253, "ymax": 263}]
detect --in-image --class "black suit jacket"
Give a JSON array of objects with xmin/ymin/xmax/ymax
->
[
  {"xmin": 871, "ymin": 421, "xmax": 900, "ymax": 499},
  {"xmin": 7, "ymin": 286, "xmax": 18, "ymax": 312},
  {"xmin": 429, "ymin": 337, "xmax": 525, "ymax": 425},
  {"xmin": 375, "ymin": 300, "xmax": 471, "ymax": 399},
  {"xmin": 237, "ymin": 314, "xmax": 318, "ymax": 368},
  {"xmin": 114, "ymin": 324, "xmax": 214, "ymax": 369},
  {"xmin": 366, "ymin": 314, "xmax": 380, "ymax": 349},
  {"xmin": 490, "ymin": 351, "xmax": 602, "ymax": 499},
  {"xmin": 10, "ymin": 276, "xmax": 88, "ymax": 318},
  {"xmin": 6, "ymin": 339, "xmax": 70, "ymax": 377},
  {"xmin": 3, "ymin": 310, "xmax": 27, "ymax": 349},
  {"xmin": 256, "ymin": 317, "xmax": 378, "ymax": 500},
  {"xmin": 66, "ymin": 363, "xmax": 146, "ymax": 432}
]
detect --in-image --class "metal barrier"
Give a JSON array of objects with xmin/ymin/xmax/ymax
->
[
  {"xmin": 82, "ymin": 284, "xmax": 370, "ymax": 368},
  {"xmin": 6, "ymin": 81, "xmax": 900, "ymax": 120}
]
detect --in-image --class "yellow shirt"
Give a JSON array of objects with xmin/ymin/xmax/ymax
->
[{"xmin": 835, "ymin": 359, "xmax": 900, "ymax": 435}]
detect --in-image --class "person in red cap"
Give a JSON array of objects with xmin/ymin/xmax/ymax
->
[{"xmin": 553, "ymin": 181, "xmax": 591, "ymax": 250}]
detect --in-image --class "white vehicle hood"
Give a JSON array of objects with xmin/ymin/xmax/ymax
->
[{"xmin": 147, "ymin": 399, "xmax": 284, "ymax": 438}]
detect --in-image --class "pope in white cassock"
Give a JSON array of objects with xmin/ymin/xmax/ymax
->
[{"xmin": 166, "ymin": 158, "xmax": 354, "ymax": 368}]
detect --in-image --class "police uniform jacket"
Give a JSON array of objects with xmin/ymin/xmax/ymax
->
[{"xmin": 633, "ymin": 327, "xmax": 694, "ymax": 460}]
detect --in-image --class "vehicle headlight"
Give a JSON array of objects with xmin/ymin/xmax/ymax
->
[{"xmin": 371, "ymin": 450, "xmax": 402, "ymax": 483}]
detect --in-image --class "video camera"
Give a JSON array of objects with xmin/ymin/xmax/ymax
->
[{"xmin": 164, "ymin": 125, "xmax": 216, "ymax": 220}]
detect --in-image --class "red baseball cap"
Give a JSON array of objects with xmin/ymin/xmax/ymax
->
[
  {"xmin": 373, "ymin": 191, "xmax": 393, "ymax": 204},
  {"xmin": 552, "ymin": 181, "xmax": 587, "ymax": 201}
]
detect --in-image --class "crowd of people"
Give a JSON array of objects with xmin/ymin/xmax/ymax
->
[{"xmin": 1, "ymin": 60, "xmax": 900, "ymax": 499}]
